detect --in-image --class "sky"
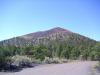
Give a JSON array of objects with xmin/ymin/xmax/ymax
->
[{"xmin": 0, "ymin": 0, "xmax": 100, "ymax": 41}]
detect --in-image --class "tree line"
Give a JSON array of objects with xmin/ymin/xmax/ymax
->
[{"xmin": 0, "ymin": 41, "xmax": 100, "ymax": 64}]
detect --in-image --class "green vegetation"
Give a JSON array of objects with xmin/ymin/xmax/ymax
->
[
  {"xmin": 43, "ymin": 57, "xmax": 68, "ymax": 64},
  {"xmin": 0, "ymin": 42, "xmax": 100, "ymax": 64},
  {"xmin": 11, "ymin": 55, "xmax": 33, "ymax": 67},
  {"xmin": 0, "ymin": 34, "xmax": 100, "ymax": 71}
]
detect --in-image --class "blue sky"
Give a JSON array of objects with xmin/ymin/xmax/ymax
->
[{"xmin": 0, "ymin": 0, "xmax": 100, "ymax": 41}]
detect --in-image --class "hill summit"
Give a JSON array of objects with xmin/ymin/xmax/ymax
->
[{"xmin": 0, "ymin": 27, "xmax": 96, "ymax": 47}]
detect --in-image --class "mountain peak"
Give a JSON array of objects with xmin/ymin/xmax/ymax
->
[
  {"xmin": 48, "ymin": 27, "xmax": 71, "ymax": 33},
  {"xmin": 52, "ymin": 27, "xmax": 66, "ymax": 30},
  {"xmin": 0, "ymin": 27, "xmax": 96, "ymax": 47}
]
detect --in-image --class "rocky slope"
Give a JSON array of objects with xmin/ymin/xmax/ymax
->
[{"xmin": 0, "ymin": 27, "xmax": 97, "ymax": 47}]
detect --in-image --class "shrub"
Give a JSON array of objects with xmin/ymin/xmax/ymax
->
[
  {"xmin": 11, "ymin": 55, "xmax": 33, "ymax": 68},
  {"xmin": 61, "ymin": 59, "xmax": 68, "ymax": 63},
  {"xmin": 43, "ymin": 57, "xmax": 61, "ymax": 64},
  {"xmin": 51, "ymin": 58, "xmax": 61, "ymax": 64},
  {"xmin": 43, "ymin": 57, "xmax": 52, "ymax": 64},
  {"xmin": 31, "ymin": 59, "xmax": 42, "ymax": 64}
]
